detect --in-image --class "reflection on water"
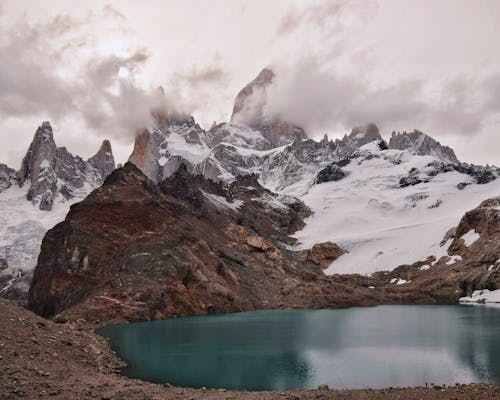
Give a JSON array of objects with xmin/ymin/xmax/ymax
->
[{"xmin": 98, "ymin": 305, "xmax": 500, "ymax": 390}]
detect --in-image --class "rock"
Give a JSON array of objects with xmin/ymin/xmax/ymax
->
[
  {"xmin": 28, "ymin": 163, "xmax": 383, "ymax": 323},
  {"xmin": 316, "ymin": 164, "xmax": 346, "ymax": 184},
  {"xmin": 307, "ymin": 242, "xmax": 346, "ymax": 268},
  {"xmin": 0, "ymin": 163, "xmax": 21, "ymax": 193},
  {"xmin": 87, "ymin": 140, "xmax": 115, "ymax": 179},
  {"xmin": 389, "ymin": 129, "xmax": 459, "ymax": 164},
  {"xmin": 19, "ymin": 122, "xmax": 115, "ymax": 210},
  {"xmin": 246, "ymin": 236, "xmax": 272, "ymax": 252}
]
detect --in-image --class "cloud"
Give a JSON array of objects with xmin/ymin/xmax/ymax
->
[
  {"xmin": 0, "ymin": 8, "xmax": 185, "ymax": 143},
  {"xmin": 234, "ymin": 53, "xmax": 500, "ymax": 140},
  {"xmin": 174, "ymin": 65, "xmax": 228, "ymax": 87}
]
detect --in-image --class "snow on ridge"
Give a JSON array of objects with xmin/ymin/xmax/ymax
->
[
  {"xmin": 292, "ymin": 146, "xmax": 500, "ymax": 276},
  {"xmin": 201, "ymin": 191, "xmax": 243, "ymax": 211}
]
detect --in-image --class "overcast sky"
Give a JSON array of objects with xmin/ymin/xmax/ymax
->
[{"xmin": 0, "ymin": 0, "xmax": 499, "ymax": 166}]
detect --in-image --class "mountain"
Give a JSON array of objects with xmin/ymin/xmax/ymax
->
[
  {"xmin": 27, "ymin": 162, "xmax": 500, "ymax": 325},
  {"xmin": 230, "ymin": 68, "xmax": 307, "ymax": 148},
  {"xmin": 123, "ymin": 69, "xmax": 498, "ymax": 279},
  {"xmin": 3, "ymin": 69, "xmax": 500, "ymax": 313},
  {"xmin": 296, "ymin": 140, "xmax": 499, "ymax": 276},
  {"xmin": 0, "ymin": 122, "xmax": 115, "ymax": 304},
  {"xmin": 29, "ymin": 163, "xmax": 379, "ymax": 323},
  {"xmin": 0, "ymin": 163, "xmax": 21, "ymax": 192},
  {"xmin": 389, "ymin": 129, "xmax": 459, "ymax": 164},
  {"xmin": 19, "ymin": 121, "xmax": 115, "ymax": 211}
]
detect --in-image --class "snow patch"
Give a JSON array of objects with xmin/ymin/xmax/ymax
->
[
  {"xmin": 461, "ymin": 229, "xmax": 480, "ymax": 247},
  {"xmin": 460, "ymin": 289, "xmax": 500, "ymax": 304}
]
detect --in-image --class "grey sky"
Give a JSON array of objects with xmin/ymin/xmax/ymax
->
[{"xmin": 0, "ymin": 0, "xmax": 499, "ymax": 166}]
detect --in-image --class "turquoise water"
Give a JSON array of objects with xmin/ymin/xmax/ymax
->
[{"xmin": 99, "ymin": 305, "xmax": 500, "ymax": 390}]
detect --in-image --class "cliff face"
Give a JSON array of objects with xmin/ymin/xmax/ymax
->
[
  {"xmin": 28, "ymin": 163, "xmax": 383, "ymax": 324},
  {"xmin": 0, "ymin": 163, "xmax": 21, "ymax": 193},
  {"xmin": 19, "ymin": 122, "xmax": 116, "ymax": 210},
  {"xmin": 388, "ymin": 130, "xmax": 459, "ymax": 164}
]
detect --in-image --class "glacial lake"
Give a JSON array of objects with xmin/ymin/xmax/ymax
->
[{"xmin": 99, "ymin": 305, "xmax": 500, "ymax": 390}]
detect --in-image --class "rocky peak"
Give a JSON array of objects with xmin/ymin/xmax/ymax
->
[
  {"xmin": 231, "ymin": 68, "xmax": 275, "ymax": 121},
  {"xmin": 18, "ymin": 122, "xmax": 116, "ymax": 211},
  {"xmin": 388, "ymin": 130, "xmax": 459, "ymax": 164},
  {"xmin": 159, "ymin": 163, "xmax": 226, "ymax": 208},
  {"xmin": 20, "ymin": 121, "xmax": 57, "ymax": 184},
  {"xmin": 345, "ymin": 123, "xmax": 382, "ymax": 147},
  {"xmin": 230, "ymin": 68, "xmax": 307, "ymax": 148},
  {"xmin": 87, "ymin": 139, "xmax": 115, "ymax": 179},
  {"xmin": 0, "ymin": 163, "xmax": 21, "ymax": 193}
]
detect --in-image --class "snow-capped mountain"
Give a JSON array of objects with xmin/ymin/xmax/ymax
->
[
  {"xmin": 125, "ymin": 70, "xmax": 499, "ymax": 278},
  {"xmin": 294, "ymin": 141, "xmax": 499, "ymax": 275},
  {"xmin": 0, "ymin": 122, "xmax": 115, "ymax": 303},
  {"xmin": 1, "ymin": 70, "xmax": 499, "ymax": 304}
]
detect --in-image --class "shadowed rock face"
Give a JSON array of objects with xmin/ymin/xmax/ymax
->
[
  {"xmin": 19, "ymin": 122, "xmax": 116, "ymax": 210},
  {"xmin": 28, "ymin": 163, "xmax": 382, "ymax": 324},
  {"xmin": 0, "ymin": 163, "xmax": 21, "ymax": 193},
  {"xmin": 88, "ymin": 140, "xmax": 115, "ymax": 179}
]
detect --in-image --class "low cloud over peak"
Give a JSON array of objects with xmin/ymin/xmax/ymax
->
[{"xmin": 0, "ymin": 0, "xmax": 498, "ymax": 166}]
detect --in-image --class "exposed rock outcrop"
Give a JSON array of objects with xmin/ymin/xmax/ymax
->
[
  {"xmin": 128, "ymin": 114, "xmax": 207, "ymax": 183},
  {"xmin": 0, "ymin": 163, "xmax": 21, "ymax": 193},
  {"xmin": 389, "ymin": 130, "xmax": 459, "ymax": 164},
  {"xmin": 316, "ymin": 164, "xmax": 346, "ymax": 184},
  {"xmin": 19, "ymin": 122, "xmax": 115, "ymax": 210},
  {"xmin": 28, "ymin": 163, "xmax": 382, "ymax": 323},
  {"xmin": 88, "ymin": 139, "xmax": 115, "ymax": 179},
  {"xmin": 375, "ymin": 197, "xmax": 499, "ymax": 303}
]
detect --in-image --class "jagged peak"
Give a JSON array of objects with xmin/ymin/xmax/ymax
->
[
  {"xmin": 346, "ymin": 123, "xmax": 382, "ymax": 144},
  {"xmin": 231, "ymin": 67, "xmax": 275, "ymax": 124},
  {"xmin": 388, "ymin": 129, "xmax": 459, "ymax": 164},
  {"xmin": 88, "ymin": 139, "xmax": 115, "ymax": 179}
]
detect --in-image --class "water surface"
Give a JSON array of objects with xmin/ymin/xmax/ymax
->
[{"xmin": 99, "ymin": 305, "xmax": 500, "ymax": 390}]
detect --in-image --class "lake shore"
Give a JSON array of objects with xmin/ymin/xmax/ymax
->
[{"xmin": 2, "ymin": 298, "xmax": 500, "ymax": 400}]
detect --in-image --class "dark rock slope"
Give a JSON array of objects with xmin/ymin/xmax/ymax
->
[{"xmin": 28, "ymin": 163, "xmax": 381, "ymax": 324}]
